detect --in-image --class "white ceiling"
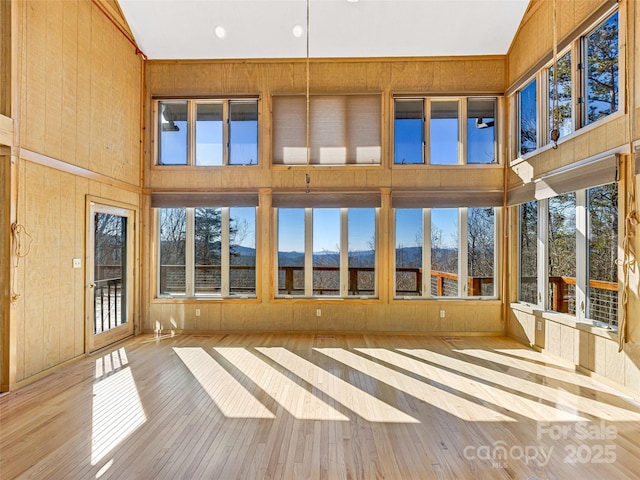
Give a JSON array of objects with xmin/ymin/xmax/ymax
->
[{"xmin": 117, "ymin": 0, "xmax": 530, "ymax": 60}]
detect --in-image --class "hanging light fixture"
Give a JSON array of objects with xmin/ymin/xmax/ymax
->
[
  {"xmin": 550, "ymin": 0, "xmax": 560, "ymax": 149},
  {"xmin": 304, "ymin": 0, "xmax": 311, "ymax": 194}
]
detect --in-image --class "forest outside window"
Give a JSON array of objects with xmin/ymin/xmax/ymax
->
[
  {"xmin": 394, "ymin": 207, "xmax": 497, "ymax": 298},
  {"xmin": 276, "ymin": 207, "xmax": 377, "ymax": 298},
  {"xmin": 394, "ymin": 97, "xmax": 497, "ymax": 165},
  {"xmin": 157, "ymin": 206, "xmax": 256, "ymax": 298},
  {"xmin": 516, "ymin": 181, "xmax": 618, "ymax": 327},
  {"xmin": 156, "ymin": 98, "xmax": 259, "ymax": 166}
]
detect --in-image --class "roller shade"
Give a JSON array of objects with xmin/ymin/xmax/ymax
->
[
  {"xmin": 272, "ymin": 191, "xmax": 381, "ymax": 208},
  {"xmin": 507, "ymin": 154, "xmax": 619, "ymax": 205},
  {"xmin": 272, "ymin": 94, "xmax": 381, "ymax": 165},
  {"xmin": 392, "ymin": 190, "xmax": 503, "ymax": 208},
  {"xmin": 151, "ymin": 192, "xmax": 259, "ymax": 208},
  {"xmin": 507, "ymin": 182, "xmax": 535, "ymax": 206},
  {"xmin": 534, "ymin": 154, "xmax": 618, "ymax": 200}
]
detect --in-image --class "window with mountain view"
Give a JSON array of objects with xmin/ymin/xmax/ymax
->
[
  {"xmin": 395, "ymin": 207, "xmax": 496, "ymax": 298},
  {"xmin": 277, "ymin": 207, "xmax": 377, "ymax": 298},
  {"xmin": 157, "ymin": 206, "xmax": 256, "ymax": 297}
]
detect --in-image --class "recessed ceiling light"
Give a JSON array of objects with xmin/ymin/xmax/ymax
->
[
  {"xmin": 292, "ymin": 25, "xmax": 304, "ymax": 38},
  {"xmin": 214, "ymin": 26, "xmax": 226, "ymax": 39},
  {"xmin": 346, "ymin": 0, "xmax": 359, "ymax": 3}
]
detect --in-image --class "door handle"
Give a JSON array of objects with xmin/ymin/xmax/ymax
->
[{"xmin": 89, "ymin": 283, "xmax": 95, "ymax": 289}]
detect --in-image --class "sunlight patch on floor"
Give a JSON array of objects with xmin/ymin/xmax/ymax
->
[
  {"xmin": 214, "ymin": 347, "xmax": 349, "ymax": 421},
  {"xmin": 92, "ymin": 367, "xmax": 146, "ymax": 465},
  {"xmin": 174, "ymin": 347, "xmax": 275, "ymax": 419},
  {"xmin": 256, "ymin": 347, "xmax": 419, "ymax": 423}
]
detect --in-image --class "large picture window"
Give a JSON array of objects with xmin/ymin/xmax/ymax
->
[
  {"xmin": 157, "ymin": 205, "xmax": 256, "ymax": 297},
  {"xmin": 394, "ymin": 97, "xmax": 497, "ymax": 165},
  {"xmin": 518, "ymin": 201, "xmax": 538, "ymax": 304},
  {"xmin": 276, "ymin": 207, "xmax": 377, "ymax": 298},
  {"xmin": 156, "ymin": 98, "xmax": 259, "ymax": 166},
  {"xmin": 518, "ymin": 80, "xmax": 537, "ymax": 156},
  {"xmin": 394, "ymin": 207, "xmax": 497, "ymax": 298}
]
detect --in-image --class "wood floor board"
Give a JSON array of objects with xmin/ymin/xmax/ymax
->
[{"xmin": 2, "ymin": 333, "xmax": 640, "ymax": 479}]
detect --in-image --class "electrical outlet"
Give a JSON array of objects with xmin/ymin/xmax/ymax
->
[
  {"xmin": 73, "ymin": 258, "xmax": 82, "ymax": 269},
  {"xmin": 439, "ymin": 310, "xmax": 445, "ymax": 318},
  {"xmin": 537, "ymin": 320, "xmax": 542, "ymax": 331},
  {"xmin": 316, "ymin": 309, "xmax": 322, "ymax": 317},
  {"xmin": 195, "ymin": 309, "xmax": 201, "ymax": 317}
]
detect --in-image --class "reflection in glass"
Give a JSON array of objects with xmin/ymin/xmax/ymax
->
[
  {"xmin": 196, "ymin": 103, "xmax": 223, "ymax": 166},
  {"xmin": 394, "ymin": 100, "xmax": 423, "ymax": 164},
  {"xmin": 159, "ymin": 102, "xmax": 188, "ymax": 165},
  {"xmin": 467, "ymin": 98, "xmax": 496, "ymax": 164},
  {"xmin": 430, "ymin": 101, "xmax": 459, "ymax": 164},
  {"xmin": 229, "ymin": 101, "xmax": 258, "ymax": 165}
]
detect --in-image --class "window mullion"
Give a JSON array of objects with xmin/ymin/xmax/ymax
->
[
  {"xmin": 223, "ymin": 100, "xmax": 230, "ymax": 166},
  {"xmin": 575, "ymin": 190, "xmax": 587, "ymax": 320},
  {"xmin": 186, "ymin": 208, "xmax": 195, "ymax": 297},
  {"xmin": 459, "ymin": 208, "xmax": 468, "ymax": 297},
  {"xmin": 423, "ymin": 99, "xmax": 430, "ymax": 165},
  {"xmin": 340, "ymin": 209, "xmax": 349, "ymax": 297},
  {"xmin": 458, "ymin": 99, "xmax": 464, "ymax": 165},
  {"xmin": 423, "ymin": 208, "xmax": 431, "ymax": 298},
  {"xmin": 221, "ymin": 208, "xmax": 230, "ymax": 296},
  {"xmin": 305, "ymin": 208, "xmax": 313, "ymax": 297},
  {"xmin": 188, "ymin": 101, "xmax": 196, "ymax": 166}
]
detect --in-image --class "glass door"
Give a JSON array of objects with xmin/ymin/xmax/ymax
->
[{"xmin": 87, "ymin": 202, "xmax": 135, "ymax": 352}]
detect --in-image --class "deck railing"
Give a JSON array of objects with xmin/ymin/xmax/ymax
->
[{"xmin": 94, "ymin": 277, "xmax": 123, "ymax": 334}]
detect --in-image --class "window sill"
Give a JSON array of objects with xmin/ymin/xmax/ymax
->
[
  {"xmin": 153, "ymin": 296, "xmax": 259, "ymax": 304},
  {"xmin": 510, "ymin": 109, "xmax": 626, "ymax": 167}
]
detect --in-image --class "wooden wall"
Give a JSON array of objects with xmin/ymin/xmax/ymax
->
[
  {"xmin": 506, "ymin": 0, "xmax": 640, "ymax": 396},
  {"xmin": 142, "ymin": 57, "xmax": 507, "ymax": 335},
  {"xmin": 2, "ymin": 0, "xmax": 142, "ymax": 389}
]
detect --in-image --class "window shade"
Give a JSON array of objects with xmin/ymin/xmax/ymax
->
[
  {"xmin": 151, "ymin": 192, "xmax": 259, "ymax": 208},
  {"xmin": 534, "ymin": 154, "xmax": 618, "ymax": 200},
  {"xmin": 272, "ymin": 94, "xmax": 381, "ymax": 165},
  {"xmin": 507, "ymin": 154, "xmax": 618, "ymax": 205},
  {"xmin": 392, "ymin": 190, "xmax": 503, "ymax": 208},
  {"xmin": 272, "ymin": 191, "xmax": 381, "ymax": 208}
]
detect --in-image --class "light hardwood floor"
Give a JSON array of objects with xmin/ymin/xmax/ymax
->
[{"xmin": 1, "ymin": 333, "xmax": 640, "ymax": 479}]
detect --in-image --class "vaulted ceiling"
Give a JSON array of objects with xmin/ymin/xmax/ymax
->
[{"xmin": 117, "ymin": 0, "xmax": 530, "ymax": 60}]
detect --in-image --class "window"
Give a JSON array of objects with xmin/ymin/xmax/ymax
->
[
  {"xmin": 518, "ymin": 80, "xmax": 537, "ymax": 156},
  {"xmin": 430, "ymin": 101, "xmax": 459, "ymax": 165},
  {"xmin": 548, "ymin": 193, "xmax": 576, "ymax": 314},
  {"xmin": 276, "ymin": 207, "xmax": 377, "ymax": 297},
  {"xmin": 156, "ymin": 98, "xmax": 259, "ymax": 166},
  {"xmin": 394, "ymin": 97, "xmax": 497, "ymax": 165},
  {"xmin": 272, "ymin": 94, "xmax": 381, "ymax": 165},
  {"xmin": 394, "ymin": 207, "xmax": 497, "ymax": 298},
  {"xmin": 467, "ymin": 98, "xmax": 497, "ymax": 164},
  {"xmin": 516, "ymin": 180, "xmax": 618, "ymax": 327},
  {"xmin": 584, "ymin": 12, "xmax": 619, "ymax": 125},
  {"xmin": 587, "ymin": 183, "xmax": 618, "ymax": 325},
  {"xmin": 394, "ymin": 100, "xmax": 423, "ymax": 165},
  {"xmin": 157, "ymin": 206, "xmax": 256, "ymax": 297},
  {"xmin": 513, "ymin": 10, "xmax": 620, "ymax": 158},
  {"xmin": 548, "ymin": 51, "xmax": 573, "ymax": 141},
  {"xmin": 518, "ymin": 201, "xmax": 538, "ymax": 304}
]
